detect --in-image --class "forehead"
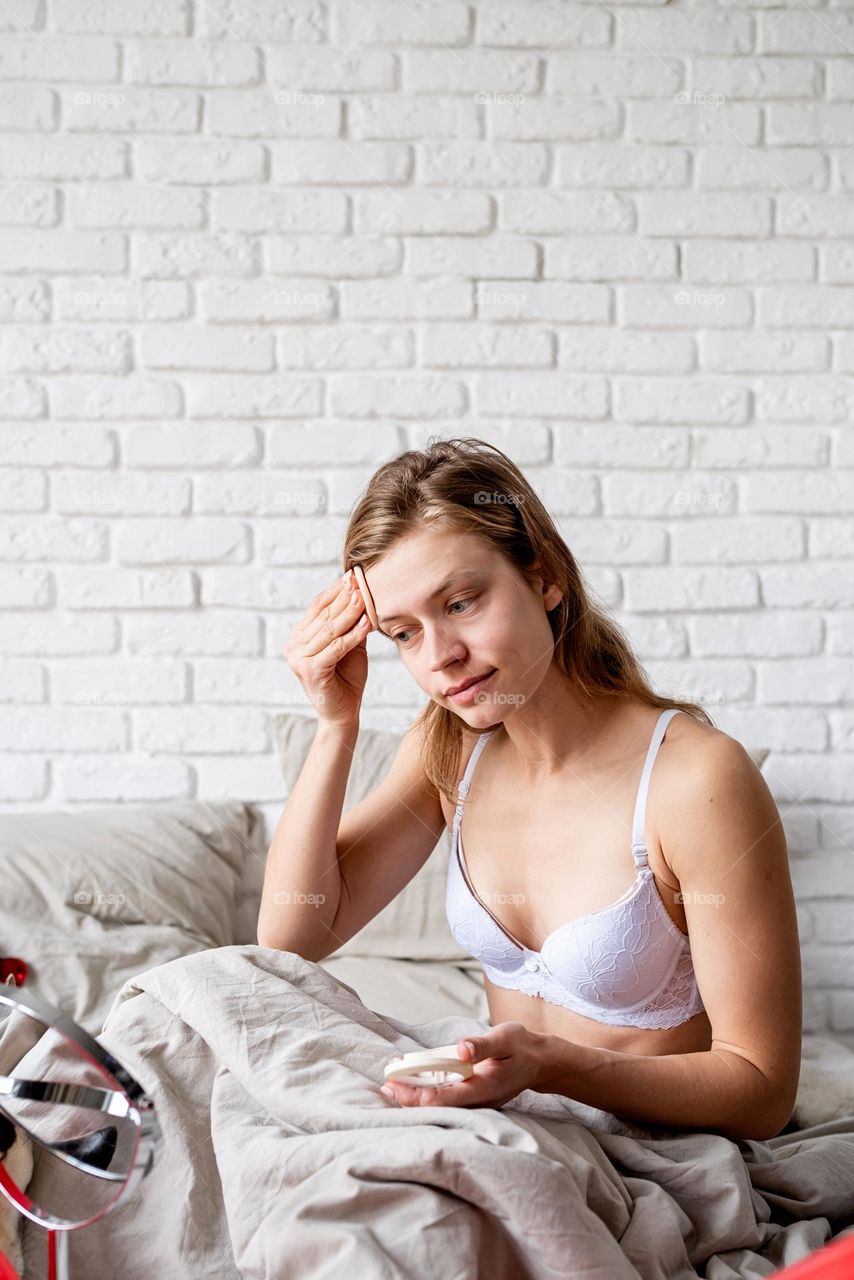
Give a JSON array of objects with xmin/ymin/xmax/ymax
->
[{"xmin": 367, "ymin": 529, "xmax": 498, "ymax": 605}]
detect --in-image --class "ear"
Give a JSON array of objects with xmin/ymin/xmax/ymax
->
[{"xmin": 530, "ymin": 562, "xmax": 563, "ymax": 612}]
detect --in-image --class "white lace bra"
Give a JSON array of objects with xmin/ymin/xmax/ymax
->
[{"xmin": 445, "ymin": 707, "xmax": 707, "ymax": 1030}]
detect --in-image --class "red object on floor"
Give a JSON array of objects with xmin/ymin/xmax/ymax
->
[
  {"xmin": 0, "ymin": 958, "xmax": 27, "ymax": 988},
  {"xmin": 0, "ymin": 1249, "xmax": 21, "ymax": 1280},
  {"xmin": 773, "ymin": 1233, "xmax": 854, "ymax": 1278}
]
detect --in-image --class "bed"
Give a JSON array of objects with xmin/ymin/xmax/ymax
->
[{"xmin": 1, "ymin": 712, "xmax": 853, "ymax": 1278}]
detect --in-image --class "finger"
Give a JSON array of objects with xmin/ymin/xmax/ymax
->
[
  {"xmin": 381, "ymin": 1082, "xmax": 413, "ymax": 1103},
  {"xmin": 423, "ymin": 1087, "xmax": 480, "ymax": 1108},
  {"xmin": 421, "ymin": 1082, "xmax": 476, "ymax": 1107},
  {"xmin": 293, "ymin": 577, "xmax": 346, "ymax": 635},
  {"xmin": 299, "ymin": 582, "xmax": 365, "ymax": 655},
  {"xmin": 389, "ymin": 1083, "xmax": 433, "ymax": 1107},
  {"xmin": 302, "ymin": 590, "xmax": 363, "ymax": 655},
  {"xmin": 458, "ymin": 1036, "xmax": 502, "ymax": 1064},
  {"xmin": 288, "ymin": 579, "xmax": 348, "ymax": 652},
  {"xmin": 458, "ymin": 1038, "xmax": 478, "ymax": 1062}
]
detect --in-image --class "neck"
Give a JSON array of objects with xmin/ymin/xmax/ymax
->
[{"xmin": 496, "ymin": 686, "xmax": 626, "ymax": 782}]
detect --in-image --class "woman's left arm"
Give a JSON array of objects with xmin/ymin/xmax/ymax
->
[{"xmin": 534, "ymin": 735, "xmax": 803, "ymax": 1141}]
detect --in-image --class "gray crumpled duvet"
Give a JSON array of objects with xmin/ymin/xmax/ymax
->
[{"xmin": 21, "ymin": 945, "xmax": 854, "ymax": 1280}]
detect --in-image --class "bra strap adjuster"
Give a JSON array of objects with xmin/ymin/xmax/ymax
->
[{"xmin": 632, "ymin": 841, "xmax": 649, "ymax": 867}]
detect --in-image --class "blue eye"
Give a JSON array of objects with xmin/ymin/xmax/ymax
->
[{"xmin": 392, "ymin": 597, "xmax": 474, "ymax": 645}]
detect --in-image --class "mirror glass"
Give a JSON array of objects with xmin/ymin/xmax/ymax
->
[{"xmin": 0, "ymin": 1000, "xmax": 140, "ymax": 1228}]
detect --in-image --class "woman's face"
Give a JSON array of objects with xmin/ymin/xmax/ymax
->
[{"xmin": 364, "ymin": 528, "xmax": 563, "ymax": 723}]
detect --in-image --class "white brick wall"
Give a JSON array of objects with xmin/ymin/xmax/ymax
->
[{"xmin": 0, "ymin": 0, "xmax": 852, "ymax": 1039}]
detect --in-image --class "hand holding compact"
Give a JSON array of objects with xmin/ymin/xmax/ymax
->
[{"xmin": 380, "ymin": 1023, "xmax": 544, "ymax": 1109}]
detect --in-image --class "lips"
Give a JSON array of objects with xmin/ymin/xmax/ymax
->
[{"xmin": 446, "ymin": 669, "xmax": 496, "ymax": 697}]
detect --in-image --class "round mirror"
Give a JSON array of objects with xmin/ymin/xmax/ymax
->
[{"xmin": 0, "ymin": 985, "xmax": 161, "ymax": 1237}]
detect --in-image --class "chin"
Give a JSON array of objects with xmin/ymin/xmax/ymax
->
[{"xmin": 463, "ymin": 703, "xmax": 504, "ymax": 726}]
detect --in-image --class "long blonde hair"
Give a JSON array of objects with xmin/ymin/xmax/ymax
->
[{"xmin": 343, "ymin": 436, "xmax": 716, "ymax": 805}]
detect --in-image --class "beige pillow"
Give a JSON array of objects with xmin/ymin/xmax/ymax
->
[
  {"xmin": 272, "ymin": 713, "xmax": 770, "ymax": 964},
  {"xmin": 0, "ymin": 801, "xmax": 263, "ymax": 1034}
]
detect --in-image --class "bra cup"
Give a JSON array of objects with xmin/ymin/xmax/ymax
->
[
  {"xmin": 541, "ymin": 878, "xmax": 688, "ymax": 1011},
  {"xmin": 448, "ymin": 850, "xmax": 694, "ymax": 1009},
  {"xmin": 445, "ymin": 857, "xmax": 524, "ymax": 972},
  {"xmin": 450, "ymin": 922, "xmax": 520, "ymax": 974}
]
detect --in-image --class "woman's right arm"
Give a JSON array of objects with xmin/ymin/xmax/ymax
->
[
  {"xmin": 256, "ymin": 718, "xmax": 359, "ymax": 955},
  {"xmin": 257, "ymin": 569, "xmax": 371, "ymax": 954}
]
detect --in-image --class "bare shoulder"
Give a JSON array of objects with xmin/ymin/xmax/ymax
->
[
  {"xmin": 657, "ymin": 711, "xmax": 780, "ymax": 876},
  {"xmin": 661, "ymin": 710, "xmax": 761, "ymax": 780}
]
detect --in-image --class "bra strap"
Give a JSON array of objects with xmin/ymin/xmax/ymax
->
[
  {"xmin": 631, "ymin": 708, "xmax": 682, "ymax": 865},
  {"xmin": 453, "ymin": 731, "xmax": 494, "ymax": 829}
]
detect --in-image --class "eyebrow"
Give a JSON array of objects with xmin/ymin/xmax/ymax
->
[{"xmin": 378, "ymin": 570, "xmax": 483, "ymax": 625}]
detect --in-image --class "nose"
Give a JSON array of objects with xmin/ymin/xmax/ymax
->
[{"xmin": 426, "ymin": 627, "xmax": 469, "ymax": 680}]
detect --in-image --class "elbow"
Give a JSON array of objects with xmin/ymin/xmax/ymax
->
[
  {"xmin": 256, "ymin": 919, "xmax": 288, "ymax": 951},
  {"xmin": 732, "ymin": 1117, "xmax": 787, "ymax": 1142},
  {"xmin": 729, "ymin": 1093, "xmax": 798, "ymax": 1142},
  {"xmin": 758, "ymin": 1079, "xmax": 800, "ymax": 1140},
  {"xmin": 757, "ymin": 1099, "xmax": 797, "ymax": 1142},
  {"xmin": 256, "ymin": 928, "xmax": 294, "ymax": 953},
  {"xmin": 726, "ymin": 1119, "xmax": 778, "ymax": 1142},
  {"xmin": 255, "ymin": 924, "xmax": 323, "ymax": 962},
  {"xmin": 256, "ymin": 910, "xmax": 290, "ymax": 952},
  {"xmin": 712, "ymin": 1051, "xmax": 799, "ymax": 1142},
  {"xmin": 256, "ymin": 916, "xmax": 274, "ymax": 949}
]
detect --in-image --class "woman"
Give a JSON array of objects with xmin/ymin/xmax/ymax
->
[{"xmin": 339, "ymin": 436, "xmax": 801, "ymax": 1139}]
